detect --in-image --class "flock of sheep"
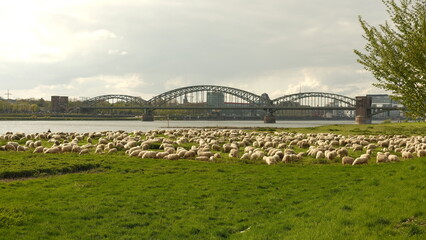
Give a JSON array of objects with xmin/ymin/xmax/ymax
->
[{"xmin": 1, "ymin": 128, "xmax": 426, "ymax": 165}]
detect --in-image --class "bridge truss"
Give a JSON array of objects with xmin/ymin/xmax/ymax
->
[
  {"xmin": 147, "ymin": 85, "xmax": 264, "ymax": 106},
  {"xmin": 83, "ymin": 94, "xmax": 147, "ymax": 106},
  {"xmin": 272, "ymin": 92, "xmax": 356, "ymax": 107}
]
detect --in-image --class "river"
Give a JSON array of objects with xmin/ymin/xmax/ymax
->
[{"xmin": 0, "ymin": 120, "xmax": 367, "ymax": 134}]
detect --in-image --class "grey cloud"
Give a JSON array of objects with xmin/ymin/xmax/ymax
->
[{"xmin": 1, "ymin": 0, "xmax": 389, "ymax": 99}]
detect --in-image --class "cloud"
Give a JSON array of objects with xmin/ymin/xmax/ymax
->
[
  {"xmin": 164, "ymin": 77, "xmax": 192, "ymax": 90},
  {"xmin": 108, "ymin": 49, "xmax": 128, "ymax": 55},
  {"xmin": 219, "ymin": 66, "xmax": 386, "ymax": 100},
  {"xmin": 1, "ymin": 0, "xmax": 391, "ymax": 100},
  {"xmin": 78, "ymin": 29, "xmax": 119, "ymax": 41},
  {"xmin": 12, "ymin": 74, "xmax": 148, "ymax": 100},
  {"xmin": 0, "ymin": 0, "xmax": 121, "ymax": 63}
]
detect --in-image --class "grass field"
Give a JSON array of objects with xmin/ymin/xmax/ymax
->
[
  {"xmin": 0, "ymin": 123, "xmax": 425, "ymax": 239},
  {"xmin": 259, "ymin": 122, "xmax": 426, "ymax": 136}
]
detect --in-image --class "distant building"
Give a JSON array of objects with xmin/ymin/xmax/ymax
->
[
  {"xmin": 207, "ymin": 92, "xmax": 224, "ymax": 107},
  {"xmin": 367, "ymin": 94, "xmax": 403, "ymax": 119},
  {"xmin": 51, "ymin": 96, "xmax": 69, "ymax": 113}
]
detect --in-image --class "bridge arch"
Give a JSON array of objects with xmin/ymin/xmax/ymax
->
[
  {"xmin": 147, "ymin": 85, "xmax": 264, "ymax": 106},
  {"xmin": 83, "ymin": 94, "xmax": 147, "ymax": 106},
  {"xmin": 273, "ymin": 92, "xmax": 356, "ymax": 107}
]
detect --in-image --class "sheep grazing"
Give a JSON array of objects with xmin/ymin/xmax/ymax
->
[
  {"xmin": 240, "ymin": 153, "xmax": 251, "ymax": 160},
  {"xmin": 79, "ymin": 149, "xmax": 90, "ymax": 155},
  {"xmin": 352, "ymin": 157, "xmax": 368, "ymax": 165},
  {"xmin": 141, "ymin": 151, "xmax": 157, "ymax": 159},
  {"xmin": 61, "ymin": 144, "xmax": 73, "ymax": 153},
  {"xmin": 401, "ymin": 151, "xmax": 414, "ymax": 159},
  {"xmin": 156, "ymin": 152, "xmax": 169, "ymax": 159},
  {"xmin": 184, "ymin": 150, "xmax": 196, "ymax": 159},
  {"xmin": 315, "ymin": 151, "xmax": 325, "ymax": 159},
  {"xmin": 16, "ymin": 145, "xmax": 26, "ymax": 152},
  {"xmin": 250, "ymin": 151, "xmax": 264, "ymax": 160},
  {"xmin": 198, "ymin": 151, "xmax": 214, "ymax": 158},
  {"xmin": 33, "ymin": 146, "xmax": 44, "ymax": 153},
  {"xmin": 388, "ymin": 154, "xmax": 400, "ymax": 162},
  {"xmin": 166, "ymin": 154, "xmax": 179, "ymax": 160},
  {"xmin": 108, "ymin": 148, "xmax": 118, "ymax": 154},
  {"xmin": 352, "ymin": 144, "xmax": 363, "ymax": 151},
  {"xmin": 222, "ymin": 144, "xmax": 232, "ymax": 153},
  {"xmin": 129, "ymin": 150, "xmax": 141, "ymax": 157},
  {"xmin": 376, "ymin": 152, "xmax": 389, "ymax": 163},
  {"xmin": 336, "ymin": 148, "xmax": 348, "ymax": 158},
  {"xmin": 195, "ymin": 156, "xmax": 210, "ymax": 161},
  {"xmin": 282, "ymin": 154, "xmax": 297, "ymax": 163},
  {"xmin": 228, "ymin": 149, "xmax": 239, "ymax": 158},
  {"xmin": 417, "ymin": 150, "xmax": 426, "ymax": 157},
  {"xmin": 342, "ymin": 156, "xmax": 355, "ymax": 165},
  {"xmin": 325, "ymin": 150, "xmax": 337, "ymax": 161},
  {"xmin": 263, "ymin": 156, "xmax": 276, "ymax": 165},
  {"xmin": 72, "ymin": 145, "xmax": 82, "ymax": 153},
  {"xmin": 95, "ymin": 148, "xmax": 104, "ymax": 154},
  {"xmin": 44, "ymin": 147, "xmax": 60, "ymax": 154},
  {"xmin": 4, "ymin": 143, "xmax": 16, "ymax": 151}
]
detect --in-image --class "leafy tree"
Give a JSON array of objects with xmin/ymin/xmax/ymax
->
[{"xmin": 354, "ymin": 0, "xmax": 426, "ymax": 118}]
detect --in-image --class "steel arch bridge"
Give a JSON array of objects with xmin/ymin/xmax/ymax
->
[
  {"xmin": 83, "ymin": 94, "xmax": 147, "ymax": 106},
  {"xmin": 147, "ymin": 85, "xmax": 265, "ymax": 106},
  {"xmin": 272, "ymin": 92, "xmax": 356, "ymax": 107},
  {"xmin": 81, "ymin": 87, "xmax": 357, "ymax": 108},
  {"xmin": 77, "ymin": 85, "xmax": 402, "ymax": 123}
]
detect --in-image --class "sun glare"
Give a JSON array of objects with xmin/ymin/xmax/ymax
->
[{"xmin": 0, "ymin": 1, "xmax": 97, "ymax": 63}]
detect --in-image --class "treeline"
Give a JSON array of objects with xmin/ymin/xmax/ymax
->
[{"xmin": 0, "ymin": 98, "xmax": 49, "ymax": 113}]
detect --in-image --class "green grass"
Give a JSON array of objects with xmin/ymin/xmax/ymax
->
[
  {"xmin": 0, "ymin": 153, "xmax": 425, "ymax": 239},
  {"xmin": 277, "ymin": 122, "xmax": 426, "ymax": 135},
  {"xmin": 0, "ymin": 153, "xmax": 102, "ymax": 179}
]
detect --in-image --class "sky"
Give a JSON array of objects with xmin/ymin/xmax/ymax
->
[{"xmin": 0, "ymin": 0, "xmax": 391, "ymax": 101}]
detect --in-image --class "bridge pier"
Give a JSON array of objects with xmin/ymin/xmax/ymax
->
[
  {"xmin": 264, "ymin": 109, "xmax": 276, "ymax": 123},
  {"xmin": 355, "ymin": 96, "xmax": 372, "ymax": 124},
  {"xmin": 142, "ymin": 109, "xmax": 154, "ymax": 121}
]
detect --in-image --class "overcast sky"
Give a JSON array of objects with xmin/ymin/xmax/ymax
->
[{"xmin": 1, "ymin": 0, "xmax": 391, "ymax": 101}]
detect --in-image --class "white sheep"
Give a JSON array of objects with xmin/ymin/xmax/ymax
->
[
  {"xmin": 156, "ymin": 152, "xmax": 169, "ymax": 158},
  {"xmin": 184, "ymin": 151, "xmax": 196, "ymax": 158},
  {"xmin": 166, "ymin": 154, "xmax": 179, "ymax": 160},
  {"xmin": 229, "ymin": 149, "xmax": 239, "ymax": 158},
  {"xmin": 401, "ymin": 151, "xmax": 414, "ymax": 159},
  {"xmin": 79, "ymin": 149, "xmax": 90, "ymax": 155},
  {"xmin": 388, "ymin": 154, "xmax": 400, "ymax": 162},
  {"xmin": 342, "ymin": 156, "xmax": 355, "ymax": 165},
  {"xmin": 263, "ymin": 156, "xmax": 276, "ymax": 165},
  {"xmin": 417, "ymin": 150, "xmax": 426, "ymax": 157},
  {"xmin": 142, "ymin": 151, "xmax": 157, "ymax": 159},
  {"xmin": 195, "ymin": 156, "xmax": 209, "ymax": 161},
  {"xmin": 108, "ymin": 148, "xmax": 118, "ymax": 154},
  {"xmin": 352, "ymin": 157, "xmax": 368, "ymax": 165},
  {"xmin": 33, "ymin": 146, "xmax": 44, "ymax": 153},
  {"xmin": 315, "ymin": 151, "xmax": 325, "ymax": 159},
  {"xmin": 44, "ymin": 147, "xmax": 60, "ymax": 154},
  {"xmin": 376, "ymin": 152, "xmax": 389, "ymax": 163}
]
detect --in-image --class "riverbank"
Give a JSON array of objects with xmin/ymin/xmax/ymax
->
[{"xmin": 0, "ymin": 113, "xmax": 139, "ymax": 121}]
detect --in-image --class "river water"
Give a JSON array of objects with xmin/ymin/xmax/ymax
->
[{"xmin": 0, "ymin": 120, "xmax": 362, "ymax": 134}]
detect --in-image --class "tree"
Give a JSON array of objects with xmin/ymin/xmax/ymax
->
[{"xmin": 354, "ymin": 0, "xmax": 426, "ymax": 118}]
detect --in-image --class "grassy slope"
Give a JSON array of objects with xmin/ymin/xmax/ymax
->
[
  {"xmin": 285, "ymin": 122, "xmax": 426, "ymax": 135},
  {"xmin": 0, "ymin": 123, "xmax": 425, "ymax": 239},
  {"xmin": 0, "ymin": 155, "xmax": 425, "ymax": 239}
]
